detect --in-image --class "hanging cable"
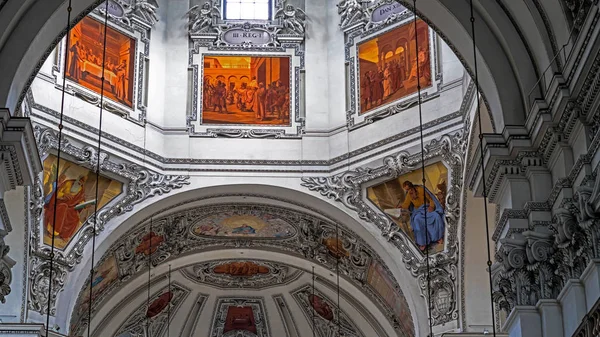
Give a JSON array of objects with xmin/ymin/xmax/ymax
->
[
  {"xmin": 335, "ymin": 223, "xmax": 341, "ymax": 337},
  {"xmin": 311, "ymin": 266, "xmax": 316, "ymax": 337},
  {"xmin": 146, "ymin": 217, "xmax": 153, "ymax": 337},
  {"xmin": 167, "ymin": 264, "xmax": 171, "ymax": 337},
  {"xmin": 45, "ymin": 0, "xmax": 73, "ymax": 334},
  {"xmin": 86, "ymin": 2, "xmax": 111, "ymax": 337},
  {"xmin": 469, "ymin": 0, "xmax": 497, "ymax": 335},
  {"xmin": 412, "ymin": 1, "xmax": 434, "ymax": 336}
]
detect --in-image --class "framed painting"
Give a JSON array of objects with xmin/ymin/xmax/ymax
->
[
  {"xmin": 201, "ymin": 55, "xmax": 292, "ymax": 126},
  {"xmin": 42, "ymin": 154, "xmax": 124, "ymax": 249},
  {"xmin": 65, "ymin": 16, "xmax": 136, "ymax": 107},
  {"xmin": 358, "ymin": 18, "xmax": 432, "ymax": 114},
  {"xmin": 367, "ymin": 161, "xmax": 447, "ymax": 253}
]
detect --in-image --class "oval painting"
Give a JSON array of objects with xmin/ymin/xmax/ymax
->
[{"xmin": 191, "ymin": 211, "xmax": 296, "ymax": 239}]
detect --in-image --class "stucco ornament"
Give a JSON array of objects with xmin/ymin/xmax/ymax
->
[
  {"xmin": 301, "ymin": 133, "xmax": 465, "ymax": 325},
  {"xmin": 563, "ymin": 0, "xmax": 594, "ymax": 32},
  {"xmin": 0, "ymin": 236, "xmax": 13, "ymax": 304},
  {"xmin": 108, "ymin": 283, "xmax": 189, "ymax": 337},
  {"xmin": 337, "ymin": 0, "xmax": 369, "ymax": 30},
  {"xmin": 210, "ymin": 297, "xmax": 270, "ymax": 337},
  {"xmin": 95, "ymin": 0, "xmax": 160, "ymax": 28},
  {"xmin": 274, "ymin": 1, "xmax": 308, "ymax": 35},
  {"xmin": 292, "ymin": 284, "xmax": 365, "ymax": 337},
  {"xmin": 69, "ymin": 203, "xmax": 413, "ymax": 337},
  {"xmin": 187, "ymin": 0, "xmax": 221, "ymax": 34},
  {"xmin": 27, "ymin": 125, "xmax": 189, "ymax": 315}
]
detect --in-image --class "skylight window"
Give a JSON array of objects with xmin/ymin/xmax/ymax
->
[{"xmin": 224, "ymin": 0, "xmax": 271, "ymax": 20}]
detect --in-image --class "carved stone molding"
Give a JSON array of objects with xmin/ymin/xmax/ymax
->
[{"xmin": 301, "ymin": 132, "xmax": 465, "ymax": 325}]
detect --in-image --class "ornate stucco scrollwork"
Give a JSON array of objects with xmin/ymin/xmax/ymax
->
[
  {"xmin": 186, "ymin": 0, "xmax": 221, "ymax": 34},
  {"xmin": 274, "ymin": 0, "xmax": 308, "ymax": 35},
  {"xmin": 292, "ymin": 284, "xmax": 365, "ymax": 337},
  {"xmin": 27, "ymin": 125, "xmax": 189, "ymax": 315},
  {"xmin": 97, "ymin": 0, "xmax": 160, "ymax": 28},
  {"xmin": 563, "ymin": 0, "xmax": 594, "ymax": 32},
  {"xmin": 0, "ymin": 235, "xmax": 14, "ymax": 304},
  {"xmin": 337, "ymin": 0, "xmax": 369, "ymax": 30},
  {"xmin": 301, "ymin": 133, "xmax": 465, "ymax": 325},
  {"xmin": 108, "ymin": 283, "xmax": 189, "ymax": 337},
  {"xmin": 70, "ymin": 203, "xmax": 414, "ymax": 337},
  {"xmin": 27, "ymin": 255, "xmax": 67, "ymax": 315}
]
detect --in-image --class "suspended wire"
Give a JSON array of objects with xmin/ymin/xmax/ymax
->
[
  {"xmin": 311, "ymin": 266, "xmax": 315, "ymax": 337},
  {"xmin": 146, "ymin": 217, "xmax": 153, "ymax": 337},
  {"xmin": 335, "ymin": 223, "xmax": 341, "ymax": 337},
  {"xmin": 86, "ymin": 2, "xmax": 111, "ymax": 337},
  {"xmin": 167, "ymin": 265, "xmax": 171, "ymax": 337},
  {"xmin": 469, "ymin": 0, "xmax": 497, "ymax": 335},
  {"xmin": 45, "ymin": 0, "xmax": 74, "ymax": 334},
  {"xmin": 412, "ymin": 0, "xmax": 434, "ymax": 336}
]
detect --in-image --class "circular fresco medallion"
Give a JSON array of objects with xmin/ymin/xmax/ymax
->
[{"xmin": 190, "ymin": 209, "xmax": 296, "ymax": 239}]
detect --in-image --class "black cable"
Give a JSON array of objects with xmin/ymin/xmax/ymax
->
[
  {"xmin": 469, "ymin": 0, "xmax": 497, "ymax": 335},
  {"xmin": 45, "ymin": 0, "xmax": 73, "ymax": 333},
  {"xmin": 146, "ymin": 217, "xmax": 153, "ymax": 337},
  {"xmin": 335, "ymin": 223, "xmax": 341, "ymax": 337},
  {"xmin": 86, "ymin": 2, "xmax": 110, "ymax": 337},
  {"xmin": 312, "ymin": 266, "xmax": 315, "ymax": 337},
  {"xmin": 412, "ymin": 1, "xmax": 434, "ymax": 336},
  {"xmin": 167, "ymin": 264, "xmax": 171, "ymax": 337}
]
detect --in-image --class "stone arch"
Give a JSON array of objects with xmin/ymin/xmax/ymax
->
[
  {"xmin": 54, "ymin": 184, "xmax": 429, "ymax": 336},
  {"xmin": 0, "ymin": 0, "xmax": 570, "ymax": 133}
]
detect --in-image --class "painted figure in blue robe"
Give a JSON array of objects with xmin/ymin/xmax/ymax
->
[
  {"xmin": 232, "ymin": 224, "xmax": 256, "ymax": 234},
  {"xmin": 396, "ymin": 181, "xmax": 445, "ymax": 251}
]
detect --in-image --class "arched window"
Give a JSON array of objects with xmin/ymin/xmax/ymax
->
[{"xmin": 224, "ymin": 0, "xmax": 271, "ymax": 20}]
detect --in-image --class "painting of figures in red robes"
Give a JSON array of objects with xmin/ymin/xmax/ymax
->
[
  {"xmin": 65, "ymin": 16, "xmax": 136, "ymax": 107},
  {"xmin": 358, "ymin": 19, "xmax": 432, "ymax": 114},
  {"xmin": 201, "ymin": 55, "xmax": 291, "ymax": 125},
  {"xmin": 42, "ymin": 154, "xmax": 123, "ymax": 249}
]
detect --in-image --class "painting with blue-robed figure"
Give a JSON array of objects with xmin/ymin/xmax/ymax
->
[{"xmin": 367, "ymin": 162, "xmax": 447, "ymax": 253}]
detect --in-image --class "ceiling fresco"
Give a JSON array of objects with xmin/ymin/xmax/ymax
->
[
  {"xmin": 68, "ymin": 203, "xmax": 415, "ymax": 337},
  {"xmin": 181, "ymin": 260, "xmax": 303, "ymax": 289}
]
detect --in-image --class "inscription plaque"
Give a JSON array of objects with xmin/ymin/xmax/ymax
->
[
  {"xmin": 371, "ymin": 2, "xmax": 406, "ymax": 23},
  {"xmin": 222, "ymin": 28, "xmax": 271, "ymax": 45}
]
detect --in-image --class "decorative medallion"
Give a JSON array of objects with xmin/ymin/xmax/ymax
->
[{"xmin": 181, "ymin": 259, "xmax": 302, "ymax": 289}]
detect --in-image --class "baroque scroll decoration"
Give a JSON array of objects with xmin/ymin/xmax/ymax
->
[
  {"xmin": 0, "ymin": 235, "xmax": 14, "ymax": 304},
  {"xmin": 182, "ymin": 260, "xmax": 302, "ymax": 289},
  {"xmin": 337, "ymin": 0, "xmax": 441, "ymax": 129},
  {"xmin": 492, "ymin": 167, "xmax": 600, "ymax": 312},
  {"xmin": 186, "ymin": 0, "xmax": 307, "ymax": 138},
  {"xmin": 27, "ymin": 125, "xmax": 189, "ymax": 315},
  {"xmin": 291, "ymin": 284, "xmax": 365, "ymax": 337},
  {"xmin": 95, "ymin": 0, "xmax": 160, "ymax": 29},
  {"xmin": 301, "ymin": 132, "xmax": 466, "ymax": 325},
  {"xmin": 107, "ymin": 283, "xmax": 189, "ymax": 337},
  {"xmin": 69, "ymin": 203, "xmax": 414, "ymax": 337},
  {"xmin": 210, "ymin": 297, "xmax": 271, "ymax": 337}
]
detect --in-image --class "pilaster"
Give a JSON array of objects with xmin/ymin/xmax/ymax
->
[
  {"xmin": 536, "ymin": 299, "xmax": 564, "ymax": 337},
  {"xmin": 557, "ymin": 279, "xmax": 587, "ymax": 337},
  {"xmin": 580, "ymin": 259, "xmax": 600, "ymax": 312},
  {"xmin": 503, "ymin": 306, "xmax": 542, "ymax": 337},
  {"xmin": 0, "ymin": 108, "xmax": 41, "ymax": 313}
]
